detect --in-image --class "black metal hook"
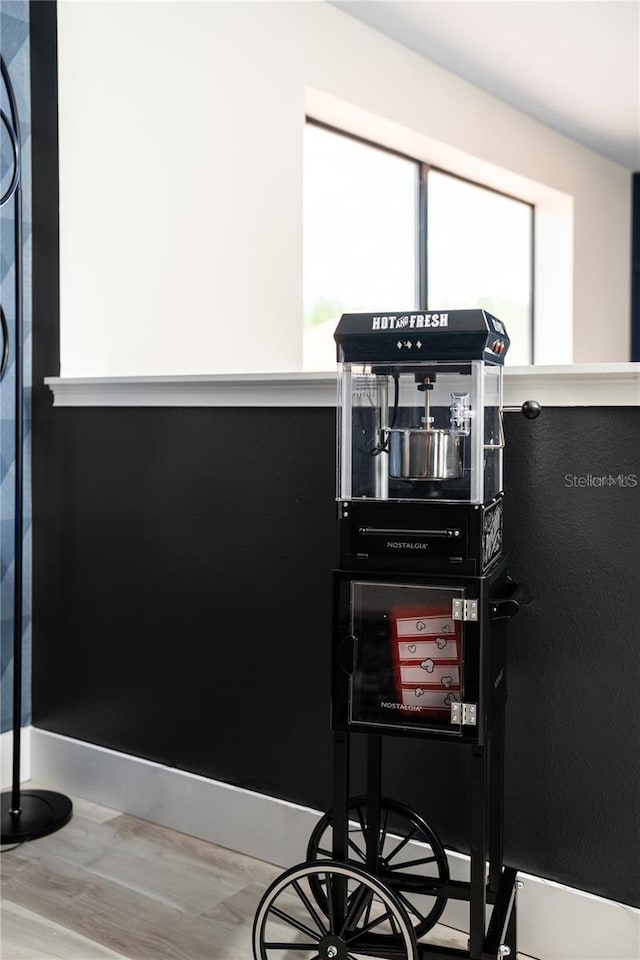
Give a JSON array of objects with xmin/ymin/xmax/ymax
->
[
  {"xmin": 1, "ymin": 55, "xmax": 22, "ymax": 383},
  {"xmin": 1, "ymin": 55, "xmax": 22, "ymax": 143},
  {"xmin": 0, "ymin": 305, "xmax": 8, "ymax": 380},
  {"xmin": 1, "ymin": 105, "xmax": 21, "ymax": 206}
]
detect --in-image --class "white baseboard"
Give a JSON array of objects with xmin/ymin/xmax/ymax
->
[
  {"xmin": 30, "ymin": 728, "xmax": 319, "ymax": 866},
  {"xmin": 30, "ymin": 728, "xmax": 639, "ymax": 960},
  {"xmin": 0, "ymin": 726, "xmax": 31, "ymax": 790}
]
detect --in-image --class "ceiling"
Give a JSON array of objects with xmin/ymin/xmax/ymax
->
[{"xmin": 332, "ymin": 1, "xmax": 640, "ymax": 170}]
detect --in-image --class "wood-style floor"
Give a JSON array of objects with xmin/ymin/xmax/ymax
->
[{"xmin": 1, "ymin": 789, "xmax": 534, "ymax": 960}]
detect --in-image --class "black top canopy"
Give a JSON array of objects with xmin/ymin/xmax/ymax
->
[{"xmin": 334, "ymin": 309, "xmax": 510, "ymax": 364}]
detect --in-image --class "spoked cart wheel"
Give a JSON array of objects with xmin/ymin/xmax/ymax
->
[
  {"xmin": 252, "ymin": 859, "xmax": 418, "ymax": 960},
  {"xmin": 306, "ymin": 797, "xmax": 449, "ymax": 939}
]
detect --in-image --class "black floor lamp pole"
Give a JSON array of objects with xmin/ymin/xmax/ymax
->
[{"xmin": 1, "ymin": 54, "xmax": 71, "ymax": 844}]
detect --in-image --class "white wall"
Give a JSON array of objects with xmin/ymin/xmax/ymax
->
[{"xmin": 57, "ymin": 0, "xmax": 632, "ymax": 377}]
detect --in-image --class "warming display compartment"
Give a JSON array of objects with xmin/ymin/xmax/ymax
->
[
  {"xmin": 332, "ymin": 565, "xmax": 511, "ymax": 745},
  {"xmin": 349, "ymin": 580, "xmax": 467, "ymax": 735}
]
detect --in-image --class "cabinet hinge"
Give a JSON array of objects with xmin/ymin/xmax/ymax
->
[
  {"xmin": 452, "ymin": 598, "xmax": 478, "ymax": 621},
  {"xmin": 450, "ymin": 702, "xmax": 478, "ymax": 726}
]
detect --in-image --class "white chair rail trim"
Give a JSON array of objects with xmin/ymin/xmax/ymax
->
[{"xmin": 45, "ymin": 364, "xmax": 640, "ymax": 408}]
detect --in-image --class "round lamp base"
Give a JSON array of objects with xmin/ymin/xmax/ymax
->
[{"xmin": 1, "ymin": 789, "xmax": 73, "ymax": 844}]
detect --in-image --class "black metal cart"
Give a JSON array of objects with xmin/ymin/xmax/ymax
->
[{"xmin": 253, "ymin": 310, "xmax": 539, "ymax": 960}]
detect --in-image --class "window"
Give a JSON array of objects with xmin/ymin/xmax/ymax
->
[
  {"xmin": 303, "ymin": 122, "xmax": 418, "ymax": 371},
  {"xmin": 303, "ymin": 122, "xmax": 533, "ymax": 370},
  {"xmin": 426, "ymin": 171, "xmax": 533, "ymax": 366}
]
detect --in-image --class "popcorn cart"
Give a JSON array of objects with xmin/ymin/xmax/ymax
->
[{"xmin": 253, "ymin": 310, "xmax": 540, "ymax": 960}]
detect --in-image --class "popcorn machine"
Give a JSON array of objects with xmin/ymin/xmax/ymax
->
[{"xmin": 253, "ymin": 310, "xmax": 540, "ymax": 960}]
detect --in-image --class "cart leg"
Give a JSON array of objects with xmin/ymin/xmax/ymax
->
[
  {"xmin": 488, "ymin": 708, "xmax": 505, "ymax": 895},
  {"xmin": 366, "ymin": 735, "xmax": 382, "ymax": 875},
  {"xmin": 332, "ymin": 731, "xmax": 350, "ymax": 861},
  {"xmin": 504, "ymin": 887, "xmax": 517, "ymax": 958},
  {"xmin": 469, "ymin": 746, "xmax": 488, "ymax": 960},
  {"xmin": 331, "ymin": 732, "xmax": 350, "ymax": 932}
]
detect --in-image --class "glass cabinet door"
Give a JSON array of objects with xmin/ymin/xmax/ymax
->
[{"xmin": 349, "ymin": 581, "xmax": 467, "ymax": 734}]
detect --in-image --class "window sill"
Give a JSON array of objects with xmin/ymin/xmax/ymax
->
[{"xmin": 45, "ymin": 364, "xmax": 640, "ymax": 408}]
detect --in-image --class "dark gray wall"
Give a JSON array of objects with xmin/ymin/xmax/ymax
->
[{"xmin": 31, "ymin": 404, "xmax": 640, "ymax": 907}]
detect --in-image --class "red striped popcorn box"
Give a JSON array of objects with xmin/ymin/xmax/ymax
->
[{"xmin": 390, "ymin": 604, "xmax": 462, "ymax": 720}]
